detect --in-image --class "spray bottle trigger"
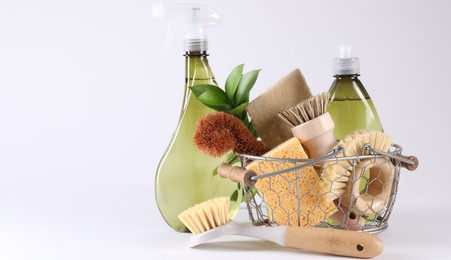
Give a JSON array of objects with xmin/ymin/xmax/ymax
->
[{"xmin": 161, "ymin": 19, "xmax": 175, "ymax": 54}]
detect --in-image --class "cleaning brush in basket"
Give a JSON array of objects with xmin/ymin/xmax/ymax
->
[
  {"xmin": 178, "ymin": 197, "xmax": 383, "ymax": 258},
  {"xmin": 279, "ymin": 92, "xmax": 365, "ymax": 230},
  {"xmin": 321, "ymin": 129, "xmax": 396, "ymax": 215},
  {"xmin": 279, "ymin": 92, "xmax": 336, "ymax": 159}
]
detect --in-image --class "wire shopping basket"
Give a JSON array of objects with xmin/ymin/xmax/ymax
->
[{"xmin": 218, "ymin": 143, "xmax": 418, "ymax": 234}]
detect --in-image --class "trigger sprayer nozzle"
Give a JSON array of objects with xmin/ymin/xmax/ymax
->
[{"xmin": 152, "ymin": 3, "xmax": 221, "ymax": 52}]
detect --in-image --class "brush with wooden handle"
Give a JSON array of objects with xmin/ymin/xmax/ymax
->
[
  {"xmin": 322, "ymin": 130, "xmax": 395, "ymax": 215},
  {"xmin": 278, "ymin": 92, "xmax": 335, "ymax": 159},
  {"xmin": 178, "ymin": 197, "xmax": 383, "ymax": 258},
  {"xmin": 278, "ymin": 92, "xmax": 366, "ymax": 230}
]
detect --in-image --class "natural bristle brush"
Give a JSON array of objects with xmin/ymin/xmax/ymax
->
[
  {"xmin": 321, "ymin": 129, "xmax": 419, "ymax": 219},
  {"xmin": 193, "ymin": 112, "xmax": 269, "ymax": 157},
  {"xmin": 279, "ymin": 92, "xmax": 335, "ymax": 159},
  {"xmin": 279, "ymin": 92, "xmax": 366, "ymax": 230},
  {"xmin": 321, "ymin": 130, "xmax": 395, "ymax": 214},
  {"xmin": 178, "ymin": 197, "xmax": 383, "ymax": 258}
]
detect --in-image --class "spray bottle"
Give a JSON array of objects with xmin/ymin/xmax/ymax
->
[{"xmin": 152, "ymin": 3, "xmax": 241, "ymax": 232}]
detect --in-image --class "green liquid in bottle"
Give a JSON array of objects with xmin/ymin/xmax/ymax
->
[
  {"xmin": 328, "ymin": 75, "xmax": 383, "ymax": 140},
  {"xmin": 155, "ymin": 51, "xmax": 241, "ymax": 232}
]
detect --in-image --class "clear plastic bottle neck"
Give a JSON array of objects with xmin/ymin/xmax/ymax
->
[{"xmin": 184, "ymin": 38, "xmax": 209, "ymax": 53}]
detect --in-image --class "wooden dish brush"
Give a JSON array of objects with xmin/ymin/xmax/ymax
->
[
  {"xmin": 278, "ymin": 92, "xmax": 335, "ymax": 159},
  {"xmin": 178, "ymin": 197, "xmax": 383, "ymax": 258},
  {"xmin": 279, "ymin": 92, "xmax": 365, "ymax": 230},
  {"xmin": 321, "ymin": 129, "xmax": 395, "ymax": 214}
]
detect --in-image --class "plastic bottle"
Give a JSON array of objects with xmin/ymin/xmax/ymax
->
[
  {"xmin": 327, "ymin": 45, "xmax": 383, "ymax": 141},
  {"xmin": 152, "ymin": 3, "xmax": 241, "ymax": 232},
  {"xmin": 327, "ymin": 46, "xmax": 384, "ymax": 220}
]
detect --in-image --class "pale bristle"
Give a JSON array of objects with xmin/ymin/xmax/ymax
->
[
  {"xmin": 178, "ymin": 197, "xmax": 230, "ymax": 234},
  {"xmin": 320, "ymin": 160, "xmax": 353, "ymax": 201},
  {"xmin": 320, "ymin": 129, "xmax": 393, "ymax": 203},
  {"xmin": 279, "ymin": 92, "xmax": 330, "ymax": 127}
]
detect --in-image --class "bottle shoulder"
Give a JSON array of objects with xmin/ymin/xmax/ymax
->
[{"xmin": 329, "ymin": 76, "xmax": 371, "ymax": 100}]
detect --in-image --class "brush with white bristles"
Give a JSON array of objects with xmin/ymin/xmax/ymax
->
[
  {"xmin": 279, "ymin": 92, "xmax": 336, "ymax": 159},
  {"xmin": 178, "ymin": 197, "xmax": 383, "ymax": 258}
]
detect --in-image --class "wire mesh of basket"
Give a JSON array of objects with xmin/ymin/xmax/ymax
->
[{"xmin": 218, "ymin": 143, "xmax": 418, "ymax": 234}]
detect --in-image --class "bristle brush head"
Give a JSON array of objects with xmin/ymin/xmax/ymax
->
[
  {"xmin": 178, "ymin": 197, "xmax": 230, "ymax": 234},
  {"xmin": 279, "ymin": 92, "xmax": 330, "ymax": 127},
  {"xmin": 194, "ymin": 112, "xmax": 268, "ymax": 157},
  {"xmin": 320, "ymin": 129, "xmax": 393, "ymax": 203}
]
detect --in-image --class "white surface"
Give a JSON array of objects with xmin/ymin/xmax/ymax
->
[{"xmin": 1, "ymin": 0, "xmax": 450, "ymax": 259}]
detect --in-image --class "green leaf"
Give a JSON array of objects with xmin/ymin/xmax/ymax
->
[
  {"xmin": 225, "ymin": 64, "xmax": 244, "ymax": 102},
  {"xmin": 224, "ymin": 151, "xmax": 238, "ymax": 164},
  {"xmin": 189, "ymin": 84, "xmax": 223, "ymax": 98},
  {"xmin": 189, "ymin": 85, "xmax": 232, "ymax": 111},
  {"xmin": 227, "ymin": 103, "xmax": 248, "ymax": 119},
  {"xmin": 233, "ymin": 69, "xmax": 261, "ymax": 105},
  {"xmin": 212, "ymin": 167, "xmax": 218, "ymax": 176},
  {"xmin": 230, "ymin": 190, "xmax": 239, "ymax": 202}
]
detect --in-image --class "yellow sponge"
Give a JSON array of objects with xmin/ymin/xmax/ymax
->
[{"xmin": 246, "ymin": 137, "xmax": 337, "ymax": 226}]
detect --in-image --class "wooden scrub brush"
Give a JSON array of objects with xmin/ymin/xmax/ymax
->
[
  {"xmin": 193, "ymin": 112, "xmax": 269, "ymax": 157},
  {"xmin": 279, "ymin": 92, "xmax": 365, "ymax": 230},
  {"xmin": 279, "ymin": 92, "xmax": 335, "ymax": 159},
  {"xmin": 321, "ymin": 129, "xmax": 395, "ymax": 215},
  {"xmin": 178, "ymin": 197, "xmax": 383, "ymax": 258}
]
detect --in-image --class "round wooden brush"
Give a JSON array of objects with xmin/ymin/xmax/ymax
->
[
  {"xmin": 278, "ymin": 92, "xmax": 336, "ymax": 159},
  {"xmin": 193, "ymin": 112, "xmax": 269, "ymax": 157},
  {"xmin": 321, "ymin": 129, "xmax": 395, "ymax": 214},
  {"xmin": 178, "ymin": 197, "xmax": 384, "ymax": 258}
]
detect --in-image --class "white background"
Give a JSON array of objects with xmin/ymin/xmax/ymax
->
[{"xmin": 1, "ymin": 0, "xmax": 450, "ymax": 259}]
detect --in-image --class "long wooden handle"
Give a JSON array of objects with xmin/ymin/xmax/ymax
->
[
  {"xmin": 217, "ymin": 163, "xmax": 257, "ymax": 187},
  {"xmin": 284, "ymin": 226, "xmax": 383, "ymax": 258}
]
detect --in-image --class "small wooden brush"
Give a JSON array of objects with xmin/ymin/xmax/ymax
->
[
  {"xmin": 280, "ymin": 92, "xmax": 366, "ymax": 230},
  {"xmin": 321, "ymin": 129, "xmax": 395, "ymax": 214},
  {"xmin": 279, "ymin": 92, "xmax": 336, "ymax": 159},
  {"xmin": 178, "ymin": 197, "xmax": 383, "ymax": 258},
  {"xmin": 279, "ymin": 91, "xmax": 330, "ymax": 126}
]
